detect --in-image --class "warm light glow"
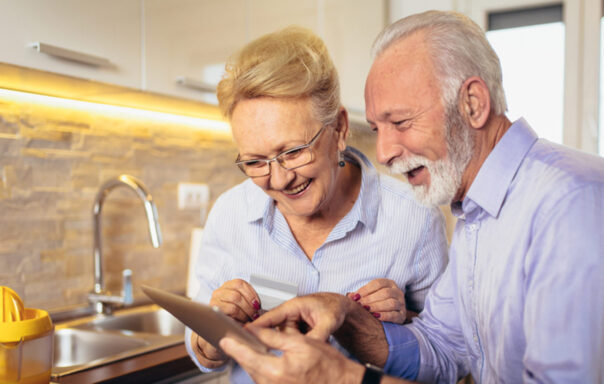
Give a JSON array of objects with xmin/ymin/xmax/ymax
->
[{"xmin": 0, "ymin": 88, "xmax": 230, "ymax": 133}]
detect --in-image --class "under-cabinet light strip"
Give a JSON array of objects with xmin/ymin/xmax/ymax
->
[{"xmin": 0, "ymin": 88, "xmax": 230, "ymax": 133}]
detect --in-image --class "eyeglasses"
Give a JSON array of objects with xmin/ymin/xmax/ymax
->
[{"xmin": 235, "ymin": 125, "xmax": 327, "ymax": 177}]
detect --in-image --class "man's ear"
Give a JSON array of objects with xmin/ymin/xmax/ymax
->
[
  {"xmin": 459, "ymin": 76, "xmax": 491, "ymax": 129},
  {"xmin": 334, "ymin": 107, "xmax": 349, "ymax": 152}
]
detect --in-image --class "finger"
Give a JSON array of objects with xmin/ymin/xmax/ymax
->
[
  {"xmin": 215, "ymin": 298, "xmax": 255, "ymax": 323},
  {"xmin": 248, "ymin": 326, "xmax": 304, "ymax": 351},
  {"xmin": 191, "ymin": 332, "xmax": 228, "ymax": 367},
  {"xmin": 277, "ymin": 318, "xmax": 304, "ymax": 335},
  {"xmin": 222, "ymin": 279, "xmax": 262, "ymax": 310},
  {"xmin": 371, "ymin": 310, "xmax": 406, "ymax": 324},
  {"xmin": 358, "ymin": 287, "xmax": 404, "ymax": 307},
  {"xmin": 356, "ymin": 278, "xmax": 397, "ymax": 297},
  {"xmin": 219, "ymin": 337, "xmax": 279, "ymax": 384},
  {"xmin": 212, "ymin": 287, "xmax": 259, "ymax": 322},
  {"xmin": 194, "ymin": 333, "xmax": 221, "ymax": 358},
  {"xmin": 251, "ymin": 304, "xmax": 297, "ymax": 329},
  {"xmin": 305, "ymin": 320, "xmax": 338, "ymax": 341},
  {"xmin": 360, "ymin": 297, "xmax": 403, "ymax": 313}
]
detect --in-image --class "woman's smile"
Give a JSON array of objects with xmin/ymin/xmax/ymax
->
[{"xmin": 283, "ymin": 179, "xmax": 312, "ymax": 196}]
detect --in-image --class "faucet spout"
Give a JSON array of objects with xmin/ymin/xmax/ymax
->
[{"xmin": 91, "ymin": 174, "xmax": 162, "ymax": 314}]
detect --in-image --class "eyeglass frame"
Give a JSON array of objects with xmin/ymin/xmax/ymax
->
[{"xmin": 235, "ymin": 124, "xmax": 328, "ymax": 177}]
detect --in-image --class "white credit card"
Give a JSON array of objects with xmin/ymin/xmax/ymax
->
[{"xmin": 250, "ymin": 274, "xmax": 298, "ymax": 310}]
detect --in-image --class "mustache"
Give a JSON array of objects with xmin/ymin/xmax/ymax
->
[{"xmin": 390, "ymin": 156, "xmax": 430, "ymax": 175}]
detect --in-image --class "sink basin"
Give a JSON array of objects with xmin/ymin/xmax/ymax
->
[
  {"xmin": 76, "ymin": 308, "xmax": 184, "ymax": 336},
  {"xmin": 51, "ymin": 305, "xmax": 186, "ymax": 381},
  {"xmin": 53, "ymin": 328, "xmax": 149, "ymax": 368}
]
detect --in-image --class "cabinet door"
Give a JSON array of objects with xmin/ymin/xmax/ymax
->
[
  {"xmin": 0, "ymin": 0, "xmax": 142, "ymax": 89},
  {"xmin": 248, "ymin": 0, "xmax": 318, "ymax": 39},
  {"xmin": 144, "ymin": 0, "xmax": 248, "ymax": 103},
  {"xmin": 323, "ymin": 0, "xmax": 385, "ymax": 115}
]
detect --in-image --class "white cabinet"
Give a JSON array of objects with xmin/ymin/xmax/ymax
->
[
  {"xmin": 144, "ymin": 0, "xmax": 383, "ymax": 114},
  {"xmin": 0, "ymin": 0, "xmax": 384, "ymax": 116},
  {"xmin": 248, "ymin": 0, "xmax": 319, "ymax": 38},
  {"xmin": 143, "ymin": 0, "xmax": 248, "ymax": 103},
  {"xmin": 322, "ymin": 0, "xmax": 385, "ymax": 115},
  {"xmin": 0, "ymin": 0, "xmax": 142, "ymax": 89}
]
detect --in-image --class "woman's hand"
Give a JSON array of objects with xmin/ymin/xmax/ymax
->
[
  {"xmin": 210, "ymin": 278, "xmax": 262, "ymax": 323},
  {"xmin": 191, "ymin": 278, "xmax": 262, "ymax": 368},
  {"xmin": 190, "ymin": 330, "xmax": 229, "ymax": 368},
  {"xmin": 347, "ymin": 278, "xmax": 407, "ymax": 324}
]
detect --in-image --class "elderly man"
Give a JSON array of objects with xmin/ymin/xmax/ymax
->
[{"xmin": 219, "ymin": 10, "xmax": 604, "ymax": 383}]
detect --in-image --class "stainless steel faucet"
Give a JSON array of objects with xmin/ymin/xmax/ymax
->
[{"xmin": 88, "ymin": 174, "xmax": 162, "ymax": 315}]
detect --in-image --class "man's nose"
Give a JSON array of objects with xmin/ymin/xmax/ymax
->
[
  {"xmin": 269, "ymin": 161, "xmax": 295, "ymax": 190},
  {"xmin": 375, "ymin": 128, "xmax": 404, "ymax": 166}
]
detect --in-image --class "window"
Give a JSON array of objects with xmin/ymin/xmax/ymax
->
[{"xmin": 486, "ymin": 5, "xmax": 565, "ymax": 144}]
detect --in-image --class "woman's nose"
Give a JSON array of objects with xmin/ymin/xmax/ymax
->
[
  {"xmin": 269, "ymin": 161, "xmax": 295, "ymax": 190},
  {"xmin": 375, "ymin": 128, "xmax": 404, "ymax": 166}
]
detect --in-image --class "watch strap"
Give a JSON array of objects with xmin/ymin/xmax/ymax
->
[{"xmin": 361, "ymin": 363, "xmax": 384, "ymax": 384}]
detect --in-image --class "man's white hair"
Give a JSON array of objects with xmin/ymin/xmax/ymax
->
[{"xmin": 372, "ymin": 10, "xmax": 507, "ymax": 115}]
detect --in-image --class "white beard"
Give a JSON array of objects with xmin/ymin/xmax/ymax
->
[
  {"xmin": 390, "ymin": 108, "xmax": 475, "ymax": 208},
  {"xmin": 391, "ymin": 154, "xmax": 461, "ymax": 207}
]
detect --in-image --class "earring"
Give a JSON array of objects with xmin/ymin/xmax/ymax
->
[{"xmin": 338, "ymin": 153, "xmax": 346, "ymax": 167}]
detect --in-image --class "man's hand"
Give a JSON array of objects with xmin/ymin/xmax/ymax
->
[
  {"xmin": 250, "ymin": 292, "xmax": 352, "ymax": 341},
  {"xmin": 191, "ymin": 278, "xmax": 262, "ymax": 368},
  {"xmin": 347, "ymin": 278, "xmax": 407, "ymax": 324},
  {"xmin": 220, "ymin": 326, "xmax": 365, "ymax": 384},
  {"xmin": 252, "ymin": 292, "xmax": 391, "ymax": 367},
  {"xmin": 220, "ymin": 326, "xmax": 416, "ymax": 384}
]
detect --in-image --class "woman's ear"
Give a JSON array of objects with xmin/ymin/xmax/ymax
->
[
  {"xmin": 335, "ymin": 107, "xmax": 349, "ymax": 152},
  {"xmin": 459, "ymin": 76, "xmax": 491, "ymax": 129}
]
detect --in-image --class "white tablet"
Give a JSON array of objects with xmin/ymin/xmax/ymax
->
[{"xmin": 141, "ymin": 285, "xmax": 268, "ymax": 354}]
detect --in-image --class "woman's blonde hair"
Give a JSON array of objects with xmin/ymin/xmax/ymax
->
[{"xmin": 217, "ymin": 26, "xmax": 341, "ymax": 127}]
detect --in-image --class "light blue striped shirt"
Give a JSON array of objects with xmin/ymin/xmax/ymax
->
[
  {"xmin": 384, "ymin": 119, "xmax": 604, "ymax": 383},
  {"xmin": 185, "ymin": 147, "xmax": 448, "ymax": 382}
]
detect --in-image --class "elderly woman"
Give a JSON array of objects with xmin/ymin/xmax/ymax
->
[{"xmin": 185, "ymin": 26, "xmax": 447, "ymax": 382}]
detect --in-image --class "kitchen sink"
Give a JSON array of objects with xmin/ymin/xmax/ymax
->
[
  {"xmin": 53, "ymin": 328, "xmax": 149, "ymax": 368},
  {"xmin": 51, "ymin": 305, "xmax": 186, "ymax": 380},
  {"xmin": 76, "ymin": 308, "xmax": 184, "ymax": 336}
]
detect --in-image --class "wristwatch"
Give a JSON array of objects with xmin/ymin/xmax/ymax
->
[{"xmin": 361, "ymin": 363, "xmax": 384, "ymax": 384}]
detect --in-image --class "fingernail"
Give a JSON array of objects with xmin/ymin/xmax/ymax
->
[
  {"xmin": 252, "ymin": 313, "xmax": 259, "ymax": 320},
  {"xmin": 252, "ymin": 300, "xmax": 260, "ymax": 310},
  {"xmin": 372, "ymin": 312, "xmax": 381, "ymax": 318},
  {"xmin": 353, "ymin": 293, "xmax": 361, "ymax": 301},
  {"xmin": 363, "ymin": 305, "xmax": 370, "ymax": 311}
]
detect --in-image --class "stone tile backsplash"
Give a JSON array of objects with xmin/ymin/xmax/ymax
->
[
  {"xmin": 0, "ymin": 95, "xmax": 382, "ymax": 313},
  {"xmin": 0, "ymin": 97, "xmax": 245, "ymax": 312}
]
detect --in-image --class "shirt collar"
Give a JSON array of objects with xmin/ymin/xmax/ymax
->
[
  {"xmin": 459, "ymin": 118, "xmax": 538, "ymax": 218},
  {"xmin": 243, "ymin": 146, "xmax": 379, "ymax": 232}
]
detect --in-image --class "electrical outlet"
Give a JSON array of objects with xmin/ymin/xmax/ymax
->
[{"xmin": 178, "ymin": 183, "xmax": 210, "ymax": 210}]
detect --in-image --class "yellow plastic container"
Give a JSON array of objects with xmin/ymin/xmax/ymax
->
[{"xmin": 0, "ymin": 287, "xmax": 53, "ymax": 384}]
